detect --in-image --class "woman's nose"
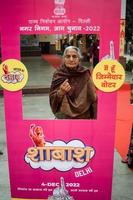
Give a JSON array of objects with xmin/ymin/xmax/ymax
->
[{"xmin": 70, "ymin": 56, "xmax": 74, "ymax": 61}]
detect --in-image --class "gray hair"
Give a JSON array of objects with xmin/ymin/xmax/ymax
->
[{"xmin": 63, "ymin": 46, "xmax": 82, "ymax": 59}]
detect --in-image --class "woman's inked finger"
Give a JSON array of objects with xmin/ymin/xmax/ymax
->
[{"xmin": 62, "ymin": 79, "xmax": 69, "ymax": 86}]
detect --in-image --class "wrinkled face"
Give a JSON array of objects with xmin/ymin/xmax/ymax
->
[{"xmin": 64, "ymin": 49, "xmax": 80, "ymax": 69}]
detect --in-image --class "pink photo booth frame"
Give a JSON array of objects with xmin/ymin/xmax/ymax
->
[{"xmin": 0, "ymin": 0, "xmax": 127, "ymax": 200}]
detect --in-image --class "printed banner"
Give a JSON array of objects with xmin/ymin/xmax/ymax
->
[{"xmin": 119, "ymin": 19, "xmax": 126, "ymax": 56}]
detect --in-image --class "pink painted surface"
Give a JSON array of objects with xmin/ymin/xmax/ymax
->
[{"xmin": 0, "ymin": 0, "xmax": 121, "ymax": 199}]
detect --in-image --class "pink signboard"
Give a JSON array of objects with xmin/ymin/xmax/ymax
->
[{"xmin": 0, "ymin": 0, "xmax": 122, "ymax": 200}]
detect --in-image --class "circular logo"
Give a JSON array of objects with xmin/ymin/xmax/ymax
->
[
  {"xmin": 92, "ymin": 59, "xmax": 125, "ymax": 92},
  {"xmin": 0, "ymin": 59, "xmax": 28, "ymax": 91}
]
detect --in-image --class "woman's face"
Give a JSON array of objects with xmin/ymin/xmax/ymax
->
[
  {"xmin": 64, "ymin": 49, "xmax": 80, "ymax": 69},
  {"xmin": 35, "ymin": 126, "xmax": 43, "ymax": 136}
]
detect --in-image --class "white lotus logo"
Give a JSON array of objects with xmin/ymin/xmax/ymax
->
[
  {"xmin": 54, "ymin": 0, "xmax": 66, "ymax": 15},
  {"xmin": 55, "ymin": 0, "xmax": 65, "ymax": 5}
]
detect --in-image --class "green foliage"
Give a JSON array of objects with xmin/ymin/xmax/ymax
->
[
  {"xmin": 126, "ymin": 59, "xmax": 133, "ymax": 71},
  {"xmin": 125, "ymin": 0, "xmax": 133, "ymax": 42}
]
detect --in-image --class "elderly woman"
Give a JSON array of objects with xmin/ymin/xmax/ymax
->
[{"xmin": 49, "ymin": 46, "xmax": 97, "ymax": 119}]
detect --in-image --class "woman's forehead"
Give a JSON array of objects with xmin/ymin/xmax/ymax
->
[{"xmin": 66, "ymin": 49, "xmax": 78, "ymax": 54}]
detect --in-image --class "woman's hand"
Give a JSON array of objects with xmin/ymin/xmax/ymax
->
[{"xmin": 58, "ymin": 79, "xmax": 71, "ymax": 96}]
